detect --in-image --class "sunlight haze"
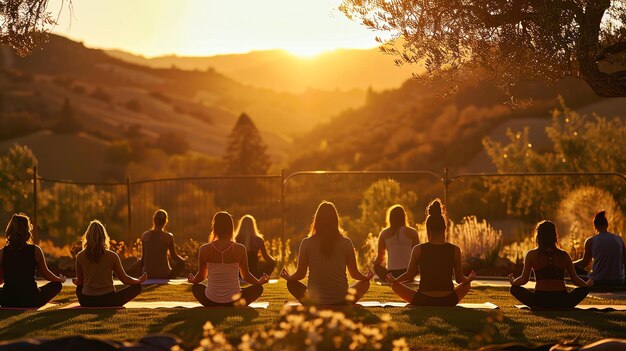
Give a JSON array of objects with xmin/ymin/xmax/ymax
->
[{"xmin": 48, "ymin": 0, "xmax": 381, "ymax": 57}]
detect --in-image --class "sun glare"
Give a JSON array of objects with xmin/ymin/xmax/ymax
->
[{"xmin": 285, "ymin": 46, "xmax": 329, "ymax": 58}]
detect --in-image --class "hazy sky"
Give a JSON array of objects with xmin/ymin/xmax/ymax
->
[{"xmin": 48, "ymin": 0, "xmax": 382, "ymax": 57}]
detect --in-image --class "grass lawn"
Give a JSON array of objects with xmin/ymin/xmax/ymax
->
[{"xmin": 1, "ymin": 281, "xmax": 625, "ymax": 350}]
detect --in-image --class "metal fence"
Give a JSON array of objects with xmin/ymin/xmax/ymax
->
[{"xmin": 7, "ymin": 167, "xmax": 625, "ymax": 246}]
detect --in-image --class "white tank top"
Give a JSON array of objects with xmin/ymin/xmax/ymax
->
[
  {"xmin": 384, "ymin": 226, "xmax": 414, "ymax": 270},
  {"xmin": 205, "ymin": 242, "xmax": 241, "ymax": 303}
]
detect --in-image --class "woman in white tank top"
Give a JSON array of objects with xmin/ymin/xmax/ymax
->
[
  {"xmin": 373, "ymin": 205, "xmax": 420, "ymax": 279},
  {"xmin": 281, "ymin": 201, "xmax": 374, "ymax": 305},
  {"xmin": 188, "ymin": 212, "xmax": 269, "ymax": 306}
]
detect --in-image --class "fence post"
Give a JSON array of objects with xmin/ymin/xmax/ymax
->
[
  {"xmin": 443, "ymin": 167, "xmax": 450, "ymax": 210},
  {"xmin": 126, "ymin": 176, "xmax": 132, "ymax": 245},
  {"xmin": 280, "ymin": 169, "xmax": 285, "ymax": 243},
  {"xmin": 32, "ymin": 165, "xmax": 38, "ymax": 242}
]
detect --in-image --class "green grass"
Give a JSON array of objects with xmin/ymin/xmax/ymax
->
[{"xmin": 1, "ymin": 282, "xmax": 625, "ymax": 350}]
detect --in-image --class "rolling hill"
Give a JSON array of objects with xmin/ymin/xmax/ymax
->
[{"xmin": 106, "ymin": 48, "xmax": 418, "ymax": 93}]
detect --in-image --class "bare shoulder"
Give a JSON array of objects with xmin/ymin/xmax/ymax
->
[{"xmin": 234, "ymin": 242, "xmax": 247, "ymax": 252}]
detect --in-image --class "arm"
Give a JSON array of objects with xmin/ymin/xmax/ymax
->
[
  {"xmin": 387, "ymin": 246, "xmax": 420, "ymax": 283},
  {"xmin": 573, "ymin": 238, "xmax": 593, "ymax": 269},
  {"xmin": 565, "ymin": 252, "xmax": 593, "ymax": 287},
  {"xmin": 239, "ymin": 245, "xmax": 269, "ymax": 285},
  {"xmin": 188, "ymin": 246, "xmax": 208, "ymax": 284},
  {"xmin": 373, "ymin": 231, "xmax": 386, "ymax": 265},
  {"xmin": 454, "ymin": 246, "xmax": 476, "ymax": 284},
  {"xmin": 0, "ymin": 250, "xmax": 4, "ymax": 284},
  {"xmin": 73, "ymin": 257, "xmax": 84, "ymax": 286},
  {"xmin": 168, "ymin": 234, "xmax": 185, "ymax": 262},
  {"xmin": 259, "ymin": 239, "xmax": 276, "ymax": 263},
  {"xmin": 281, "ymin": 240, "xmax": 309, "ymax": 281},
  {"xmin": 509, "ymin": 251, "xmax": 533, "ymax": 286},
  {"xmin": 113, "ymin": 253, "xmax": 146, "ymax": 285},
  {"xmin": 346, "ymin": 239, "xmax": 373, "ymax": 281},
  {"xmin": 35, "ymin": 246, "xmax": 65, "ymax": 283}
]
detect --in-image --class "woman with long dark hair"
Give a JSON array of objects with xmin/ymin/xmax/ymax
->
[
  {"xmin": 281, "ymin": 201, "xmax": 374, "ymax": 305},
  {"xmin": 235, "ymin": 215, "xmax": 276, "ymax": 277},
  {"xmin": 0, "ymin": 213, "xmax": 65, "ymax": 307},
  {"xmin": 74, "ymin": 220, "xmax": 147, "ymax": 307},
  {"xmin": 188, "ymin": 211, "xmax": 269, "ymax": 307},
  {"xmin": 386, "ymin": 199, "xmax": 476, "ymax": 306},
  {"xmin": 373, "ymin": 204, "xmax": 420, "ymax": 279},
  {"xmin": 138, "ymin": 209, "xmax": 186, "ymax": 279},
  {"xmin": 509, "ymin": 220, "xmax": 593, "ymax": 308}
]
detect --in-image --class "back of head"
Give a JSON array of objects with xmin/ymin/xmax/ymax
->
[
  {"xmin": 535, "ymin": 220, "xmax": 558, "ymax": 252},
  {"xmin": 593, "ymin": 210, "xmax": 609, "ymax": 231},
  {"xmin": 153, "ymin": 209, "xmax": 168, "ymax": 230},
  {"xmin": 212, "ymin": 211, "xmax": 234, "ymax": 241},
  {"xmin": 425, "ymin": 199, "xmax": 446, "ymax": 239},
  {"xmin": 387, "ymin": 205, "xmax": 407, "ymax": 229},
  {"xmin": 82, "ymin": 220, "xmax": 110, "ymax": 262},
  {"xmin": 310, "ymin": 201, "xmax": 343, "ymax": 257},
  {"xmin": 5, "ymin": 213, "xmax": 33, "ymax": 248},
  {"xmin": 235, "ymin": 215, "xmax": 262, "ymax": 249}
]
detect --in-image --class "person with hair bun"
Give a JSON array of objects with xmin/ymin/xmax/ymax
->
[
  {"xmin": 137, "ymin": 209, "xmax": 186, "ymax": 279},
  {"xmin": 509, "ymin": 220, "xmax": 593, "ymax": 308},
  {"xmin": 386, "ymin": 199, "xmax": 476, "ymax": 306},
  {"xmin": 373, "ymin": 204, "xmax": 420, "ymax": 279},
  {"xmin": 574, "ymin": 211, "xmax": 626, "ymax": 287},
  {"xmin": 74, "ymin": 220, "xmax": 147, "ymax": 307},
  {"xmin": 0, "ymin": 213, "xmax": 66, "ymax": 307}
]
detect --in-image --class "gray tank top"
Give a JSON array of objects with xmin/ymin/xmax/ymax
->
[
  {"xmin": 303, "ymin": 236, "xmax": 350, "ymax": 305},
  {"xmin": 142, "ymin": 231, "xmax": 172, "ymax": 279},
  {"xmin": 590, "ymin": 232, "xmax": 625, "ymax": 281}
]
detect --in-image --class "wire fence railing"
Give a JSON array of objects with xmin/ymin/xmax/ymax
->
[{"xmin": 3, "ymin": 167, "xmax": 624, "ymax": 247}]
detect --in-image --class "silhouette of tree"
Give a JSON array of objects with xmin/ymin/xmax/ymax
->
[
  {"xmin": 340, "ymin": 0, "xmax": 626, "ymax": 97},
  {"xmin": 0, "ymin": 0, "xmax": 71, "ymax": 56},
  {"xmin": 52, "ymin": 98, "xmax": 82, "ymax": 134},
  {"xmin": 223, "ymin": 113, "xmax": 271, "ymax": 175}
]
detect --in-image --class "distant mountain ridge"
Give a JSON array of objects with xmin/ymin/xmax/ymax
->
[{"xmin": 106, "ymin": 48, "xmax": 418, "ymax": 93}]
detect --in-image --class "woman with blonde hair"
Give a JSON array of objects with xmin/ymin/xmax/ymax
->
[
  {"xmin": 235, "ymin": 215, "xmax": 276, "ymax": 277},
  {"xmin": 386, "ymin": 199, "xmax": 476, "ymax": 306},
  {"xmin": 74, "ymin": 220, "xmax": 147, "ymax": 307},
  {"xmin": 0, "ymin": 213, "xmax": 65, "ymax": 307},
  {"xmin": 188, "ymin": 211, "xmax": 269, "ymax": 307},
  {"xmin": 373, "ymin": 204, "xmax": 420, "ymax": 279},
  {"xmin": 281, "ymin": 201, "xmax": 374, "ymax": 305},
  {"xmin": 138, "ymin": 209, "xmax": 186, "ymax": 279}
]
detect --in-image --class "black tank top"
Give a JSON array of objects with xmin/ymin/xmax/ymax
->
[
  {"xmin": 534, "ymin": 249, "xmax": 564, "ymax": 281},
  {"xmin": 1, "ymin": 244, "xmax": 38, "ymax": 293},
  {"xmin": 418, "ymin": 242, "xmax": 455, "ymax": 292}
]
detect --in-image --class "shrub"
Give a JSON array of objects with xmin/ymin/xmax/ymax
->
[{"xmin": 448, "ymin": 216, "xmax": 503, "ymax": 267}]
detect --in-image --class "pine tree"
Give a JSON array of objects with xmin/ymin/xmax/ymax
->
[
  {"xmin": 52, "ymin": 98, "xmax": 82, "ymax": 134},
  {"xmin": 223, "ymin": 113, "xmax": 271, "ymax": 175}
]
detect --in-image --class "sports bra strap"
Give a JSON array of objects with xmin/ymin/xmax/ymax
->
[{"xmin": 211, "ymin": 242, "xmax": 235, "ymax": 263}]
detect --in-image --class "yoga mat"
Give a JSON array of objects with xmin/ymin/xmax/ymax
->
[
  {"xmin": 381, "ymin": 302, "xmax": 499, "ymax": 309},
  {"xmin": 142, "ymin": 279, "xmax": 189, "ymax": 285},
  {"xmin": 284, "ymin": 301, "xmax": 498, "ymax": 309},
  {"xmin": 590, "ymin": 292, "xmax": 626, "ymax": 301},
  {"xmin": 515, "ymin": 304, "xmax": 626, "ymax": 311},
  {"xmin": 0, "ymin": 303, "xmax": 56, "ymax": 311},
  {"xmin": 60, "ymin": 301, "xmax": 269, "ymax": 309}
]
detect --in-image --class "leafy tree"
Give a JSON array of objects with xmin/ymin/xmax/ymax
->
[
  {"xmin": 154, "ymin": 131, "xmax": 189, "ymax": 155},
  {"xmin": 223, "ymin": 113, "xmax": 271, "ymax": 175},
  {"xmin": 340, "ymin": 0, "xmax": 626, "ymax": 96},
  {"xmin": 52, "ymin": 98, "xmax": 82, "ymax": 134},
  {"xmin": 0, "ymin": 144, "xmax": 37, "ymax": 214},
  {"xmin": 482, "ymin": 99, "xmax": 626, "ymax": 217},
  {"xmin": 0, "ymin": 0, "xmax": 63, "ymax": 56},
  {"xmin": 558, "ymin": 186, "xmax": 624, "ymax": 240},
  {"xmin": 344, "ymin": 179, "xmax": 418, "ymax": 246}
]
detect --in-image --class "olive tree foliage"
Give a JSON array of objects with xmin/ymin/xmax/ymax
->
[
  {"xmin": 482, "ymin": 99, "xmax": 626, "ymax": 217},
  {"xmin": 0, "ymin": 0, "xmax": 71, "ymax": 56},
  {"xmin": 340, "ymin": 0, "xmax": 626, "ymax": 97}
]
